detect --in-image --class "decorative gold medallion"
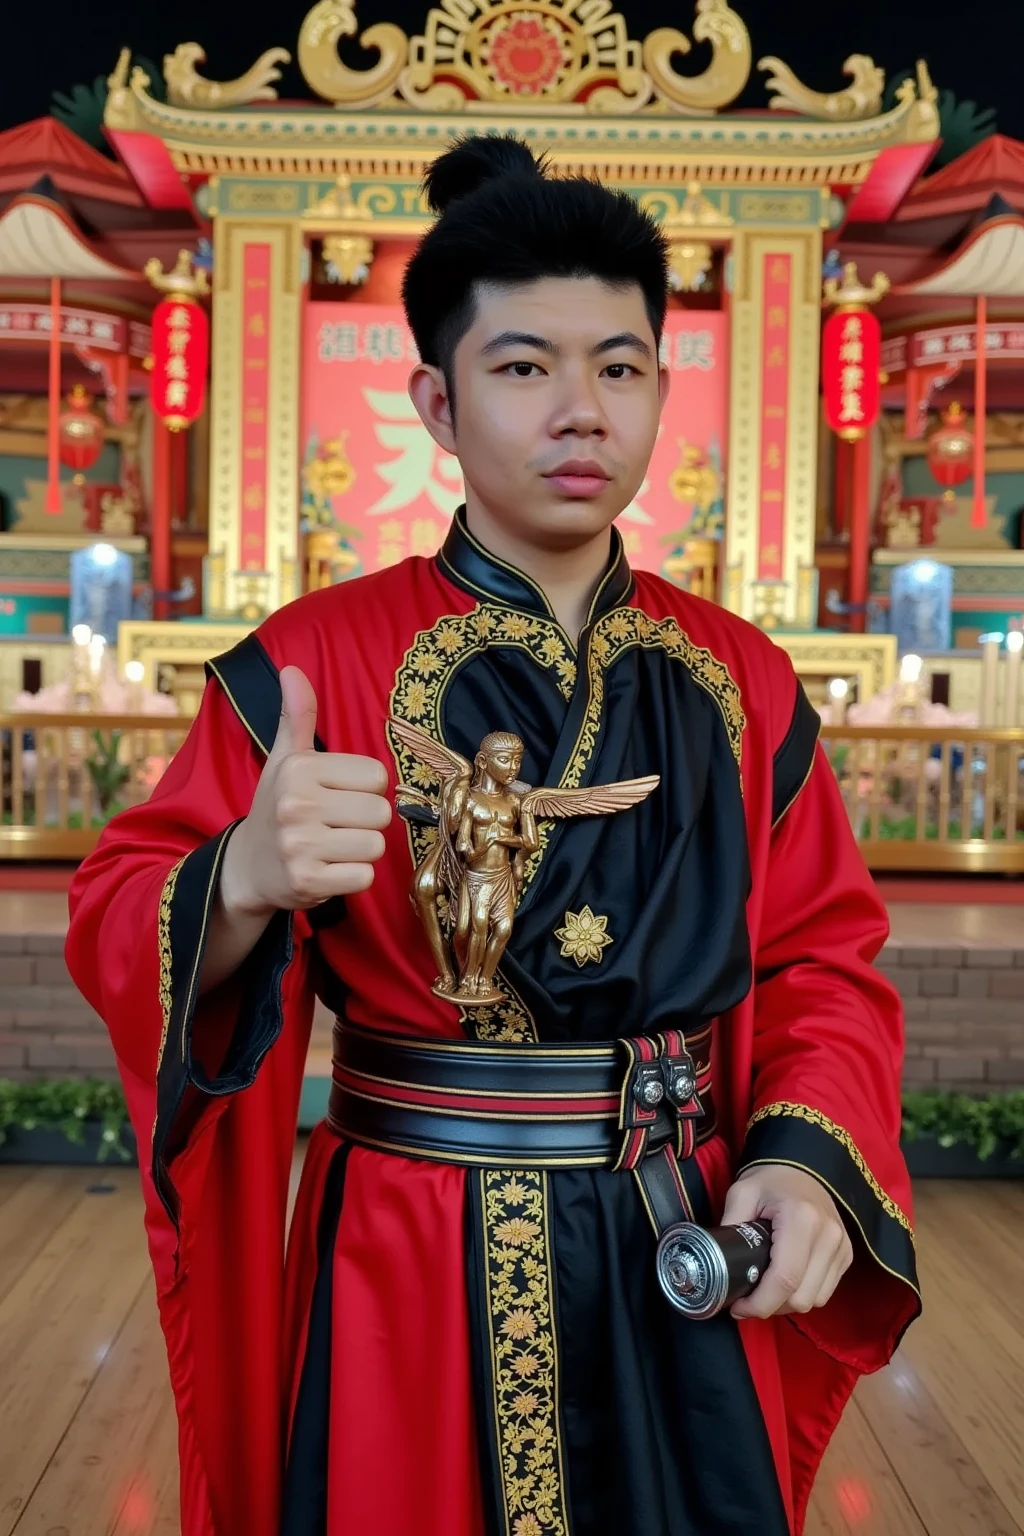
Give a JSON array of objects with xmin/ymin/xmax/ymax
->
[
  {"xmin": 389, "ymin": 718, "xmax": 657, "ymax": 1007},
  {"xmin": 554, "ymin": 906, "xmax": 613, "ymax": 968}
]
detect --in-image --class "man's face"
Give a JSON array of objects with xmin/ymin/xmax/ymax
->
[{"xmin": 410, "ymin": 276, "xmax": 669, "ymax": 552}]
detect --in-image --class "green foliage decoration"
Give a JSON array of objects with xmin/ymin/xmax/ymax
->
[
  {"xmin": 884, "ymin": 69, "xmax": 997, "ymax": 169},
  {"xmin": 901, "ymin": 1090, "xmax": 1024, "ymax": 1162},
  {"xmin": 0, "ymin": 1078, "xmax": 133, "ymax": 1161},
  {"xmin": 50, "ymin": 58, "xmax": 166, "ymax": 153}
]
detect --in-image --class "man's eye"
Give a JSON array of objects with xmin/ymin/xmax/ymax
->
[
  {"xmin": 504, "ymin": 361, "xmax": 541, "ymax": 378},
  {"xmin": 603, "ymin": 363, "xmax": 637, "ymax": 379}
]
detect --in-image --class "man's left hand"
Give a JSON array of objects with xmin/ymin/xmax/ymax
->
[{"xmin": 720, "ymin": 1164, "xmax": 853, "ymax": 1321}]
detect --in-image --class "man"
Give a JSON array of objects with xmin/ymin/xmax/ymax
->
[{"xmin": 66, "ymin": 135, "xmax": 920, "ymax": 1536}]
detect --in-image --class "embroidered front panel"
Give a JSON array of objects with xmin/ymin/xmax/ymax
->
[
  {"xmin": 564, "ymin": 609, "xmax": 746, "ymax": 796},
  {"xmin": 746, "ymin": 1101, "xmax": 915, "ymax": 1239},
  {"xmin": 481, "ymin": 1169, "xmax": 569, "ymax": 1536},
  {"xmin": 554, "ymin": 907, "xmax": 613, "ymax": 968}
]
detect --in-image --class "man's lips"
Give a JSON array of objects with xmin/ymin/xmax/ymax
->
[{"xmin": 542, "ymin": 461, "xmax": 611, "ymax": 498}]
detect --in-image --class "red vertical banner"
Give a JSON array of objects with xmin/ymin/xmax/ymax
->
[
  {"xmin": 240, "ymin": 244, "xmax": 271, "ymax": 571},
  {"xmin": 758, "ymin": 254, "xmax": 791, "ymax": 582}
]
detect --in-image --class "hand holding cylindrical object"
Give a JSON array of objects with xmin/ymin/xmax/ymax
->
[{"xmin": 656, "ymin": 1220, "xmax": 773, "ymax": 1320}]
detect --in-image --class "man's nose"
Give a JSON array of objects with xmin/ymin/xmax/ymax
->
[{"xmin": 550, "ymin": 371, "xmax": 608, "ymax": 436}]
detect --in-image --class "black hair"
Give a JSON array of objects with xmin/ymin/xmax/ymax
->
[{"xmin": 401, "ymin": 134, "xmax": 669, "ymax": 391}]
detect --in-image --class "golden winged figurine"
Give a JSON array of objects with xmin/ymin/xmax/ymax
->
[{"xmin": 389, "ymin": 717, "xmax": 659, "ymax": 1006}]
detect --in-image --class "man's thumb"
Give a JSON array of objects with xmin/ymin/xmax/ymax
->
[
  {"xmin": 272, "ymin": 665, "xmax": 318, "ymax": 758},
  {"xmin": 720, "ymin": 1170, "xmax": 765, "ymax": 1229}
]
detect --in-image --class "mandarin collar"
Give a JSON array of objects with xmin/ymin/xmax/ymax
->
[{"xmin": 437, "ymin": 507, "xmax": 633, "ymax": 624}]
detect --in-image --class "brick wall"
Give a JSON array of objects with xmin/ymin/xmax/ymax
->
[
  {"xmin": 881, "ymin": 942, "xmax": 1024, "ymax": 1093},
  {"xmin": 3, "ymin": 929, "xmax": 1023, "ymax": 1093},
  {"xmin": 0, "ymin": 929, "xmax": 336, "ymax": 1084},
  {"xmin": 0, "ymin": 933, "xmax": 115, "ymax": 1081}
]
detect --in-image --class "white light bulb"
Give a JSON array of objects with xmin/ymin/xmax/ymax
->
[
  {"xmin": 828, "ymin": 678, "xmax": 849, "ymax": 701},
  {"xmin": 900, "ymin": 654, "xmax": 923, "ymax": 684}
]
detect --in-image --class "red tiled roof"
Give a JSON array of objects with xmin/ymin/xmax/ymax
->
[
  {"xmin": 902, "ymin": 135, "xmax": 1024, "ymax": 218},
  {"xmin": 0, "ymin": 118, "xmax": 141, "ymax": 205}
]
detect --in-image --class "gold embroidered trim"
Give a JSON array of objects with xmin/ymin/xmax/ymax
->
[
  {"xmin": 564, "ymin": 609, "xmax": 745, "ymax": 797},
  {"xmin": 156, "ymin": 857, "xmax": 185, "ymax": 1077},
  {"xmin": 746, "ymin": 1101, "xmax": 914, "ymax": 1238},
  {"xmin": 482, "ymin": 1169, "xmax": 569, "ymax": 1536}
]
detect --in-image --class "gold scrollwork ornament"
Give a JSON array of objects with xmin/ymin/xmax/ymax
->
[
  {"xmin": 298, "ymin": 0, "xmax": 409, "ymax": 108},
  {"xmin": 642, "ymin": 0, "xmax": 752, "ymax": 117},
  {"xmin": 758, "ymin": 52, "xmax": 884, "ymax": 121},
  {"xmin": 390, "ymin": 718, "xmax": 657, "ymax": 1005},
  {"xmin": 163, "ymin": 42, "xmax": 291, "ymax": 107}
]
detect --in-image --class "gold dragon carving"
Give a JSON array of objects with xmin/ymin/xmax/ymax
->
[
  {"xmin": 642, "ymin": 0, "xmax": 752, "ymax": 117},
  {"xmin": 298, "ymin": 0, "xmax": 409, "ymax": 110},
  {"xmin": 758, "ymin": 51, "xmax": 884, "ymax": 121},
  {"xmin": 163, "ymin": 43, "xmax": 291, "ymax": 107}
]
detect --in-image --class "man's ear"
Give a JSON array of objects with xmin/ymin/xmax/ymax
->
[
  {"xmin": 409, "ymin": 363, "xmax": 456, "ymax": 454},
  {"xmin": 658, "ymin": 359, "xmax": 671, "ymax": 412}
]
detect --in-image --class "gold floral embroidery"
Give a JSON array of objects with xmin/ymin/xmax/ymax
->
[
  {"xmin": 554, "ymin": 906, "xmax": 613, "ymax": 967},
  {"xmin": 562, "ymin": 610, "xmax": 745, "ymax": 798},
  {"xmin": 156, "ymin": 857, "xmax": 185, "ymax": 1076},
  {"xmin": 471, "ymin": 991, "xmax": 539, "ymax": 1043},
  {"xmin": 746, "ymin": 1101, "xmax": 915, "ymax": 1239},
  {"xmin": 482, "ymin": 1169, "xmax": 568, "ymax": 1536}
]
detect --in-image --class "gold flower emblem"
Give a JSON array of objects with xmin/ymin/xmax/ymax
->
[
  {"xmin": 554, "ymin": 906, "xmax": 613, "ymax": 967},
  {"xmin": 494, "ymin": 1216, "xmax": 541, "ymax": 1247}
]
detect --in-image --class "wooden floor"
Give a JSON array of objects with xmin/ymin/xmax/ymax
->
[{"xmin": 1, "ymin": 1170, "xmax": 1023, "ymax": 1536}]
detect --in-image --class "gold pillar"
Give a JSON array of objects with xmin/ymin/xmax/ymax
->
[
  {"xmin": 725, "ymin": 228, "xmax": 822, "ymax": 626},
  {"xmin": 208, "ymin": 216, "xmax": 304, "ymax": 618}
]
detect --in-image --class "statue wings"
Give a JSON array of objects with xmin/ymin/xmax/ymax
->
[
  {"xmin": 520, "ymin": 778, "xmax": 659, "ymax": 820},
  {"xmin": 389, "ymin": 717, "xmax": 472, "ymax": 787},
  {"xmin": 389, "ymin": 715, "xmax": 659, "ymax": 822}
]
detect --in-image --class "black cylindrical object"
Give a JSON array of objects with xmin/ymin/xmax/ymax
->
[{"xmin": 655, "ymin": 1220, "xmax": 773, "ymax": 1320}]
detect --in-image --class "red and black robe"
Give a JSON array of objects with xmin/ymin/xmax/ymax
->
[{"xmin": 66, "ymin": 511, "xmax": 920, "ymax": 1536}]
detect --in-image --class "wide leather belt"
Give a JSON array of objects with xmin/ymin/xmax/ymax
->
[{"xmin": 326, "ymin": 1021, "xmax": 716, "ymax": 1172}]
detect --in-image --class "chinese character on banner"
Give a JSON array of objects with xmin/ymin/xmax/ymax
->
[
  {"xmin": 318, "ymin": 322, "xmax": 359, "ymax": 362},
  {"xmin": 674, "ymin": 330, "xmax": 715, "ymax": 371},
  {"xmin": 364, "ymin": 389, "xmax": 464, "ymax": 516},
  {"xmin": 377, "ymin": 519, "xmax": 407, "ymax": 567},
  {"xmin": 410, "ymin": 519, "xmax": 442, "ymax": 557},
  {"xmin": 364, "ymin": 324, "xmax": 406, "ymax": 364}
]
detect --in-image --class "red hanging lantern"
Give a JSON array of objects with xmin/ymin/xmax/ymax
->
[
  {"xmin": 57, "ymin": 385, "xmax": 105, "ymax": 485},
  {"xmin": 149, "ymin": 295, "xmax": 209, "ymax": 431},
  {"xmin": 821, "ymin": 262, "xmax": 889, "ymax": 442},
  {"xmin": 145, "ymin": 252, "xmax": 211, "ymax": 432},
  {"xmin": 822, "ymin": 308, "xmax": 882, "ymax": 442},
  {"xmin": 926, "ymin": 401, "xmax": 974, "ymax": 500}
]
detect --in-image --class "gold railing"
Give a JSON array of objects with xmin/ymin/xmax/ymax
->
[
  {"xmin": 2, "ymin": 715, "xmax": 1022, "ymax": 873},
  {"xmin": 820, "ymin": 726, "xmax": 1024, "ymax": 872},
  {"xmin": 0, "ymin": 714, "xmax": 189, "ymax": 860}
]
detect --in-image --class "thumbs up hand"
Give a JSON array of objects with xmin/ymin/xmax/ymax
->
[{"xmin": 219, "ymin": 665, "xmax": 392, "ymax": 920}]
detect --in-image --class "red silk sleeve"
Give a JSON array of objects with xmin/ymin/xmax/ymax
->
[
  {"xmin": 66, "ymin": 676, "xmax": 303, "ymax": 1234},
  {"xmin": 739, "ymin": 744, "xmax": 922, "ymax": 1372}
]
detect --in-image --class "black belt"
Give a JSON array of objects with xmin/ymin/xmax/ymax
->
[{"xmin": 326, "ymin": 1022, "xmax": 717, "ymax": 1234}]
